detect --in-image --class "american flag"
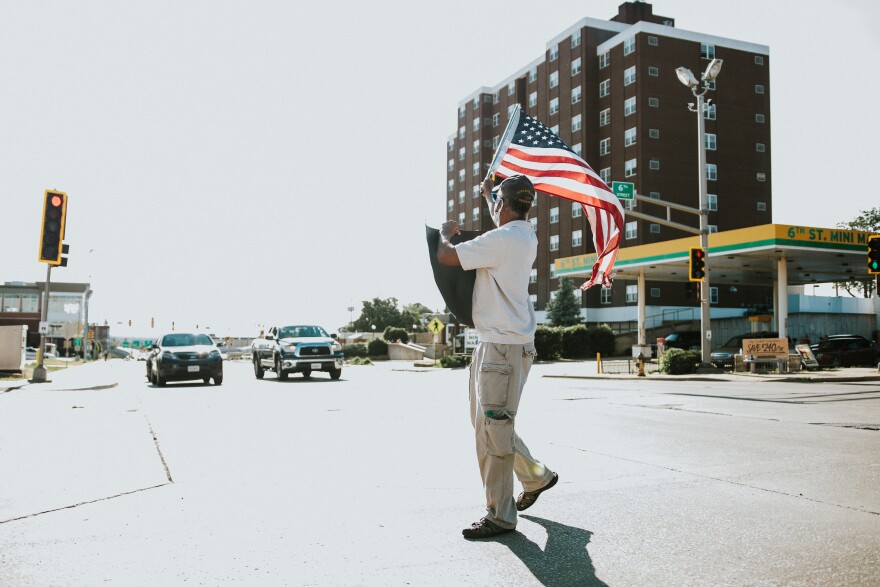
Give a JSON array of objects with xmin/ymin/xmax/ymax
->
[{"xmin": 488, "ymin": 104, "xmax": 624, "ymax": 290}]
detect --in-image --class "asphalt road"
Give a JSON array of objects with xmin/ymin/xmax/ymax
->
[{"xmin": 1, "ymin": 359, "xmax": 879, "ymax": 586}]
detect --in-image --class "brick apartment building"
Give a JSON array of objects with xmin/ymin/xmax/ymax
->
[{"xmin": 446, "ymin": 1, "xmax": 771, "ymax": 323}]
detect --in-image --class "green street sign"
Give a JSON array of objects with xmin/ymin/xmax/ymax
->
[
  {"xmin": 612, "ymin": 181, "xmax": 634, "ymax": 200},
  {"xmin": 73, "ymin": 338, "xmax": 82, "ymax": 346}
]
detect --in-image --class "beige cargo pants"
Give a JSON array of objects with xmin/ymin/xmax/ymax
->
[{"xmin": 469, "ymin": 341, "xmax": 555, "ymax": 529}]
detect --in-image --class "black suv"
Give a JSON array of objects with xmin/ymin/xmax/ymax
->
[
  {"xmin": 661, "ymin": 331, "xmax": 702, "ymax": 351},
  {"xmin": 252, "ymin": 325, "xmax": 343, "ymax": 380}
]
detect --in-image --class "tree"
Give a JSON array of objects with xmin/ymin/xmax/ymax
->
[
  {"xmin": 402, "ymin": 303, "xmax": 432, "ymax": 332},
  {"xmin": 350, "ymin": 297, "xmax": 405, "ymax": 332},
  {"xmin": 545, "ymin": 277, "xmax": 583, "ymax": 326},
  {"xmin": 835, "ymin": 207, "xmax": 879, "ymax": 298}
]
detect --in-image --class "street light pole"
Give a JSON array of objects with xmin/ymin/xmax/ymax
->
[{"xmin": 677, "ymin": 58, "xmax": 723, "ymax": 366}]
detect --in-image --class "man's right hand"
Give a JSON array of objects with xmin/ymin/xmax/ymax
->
[
  {"xmin": 481, "ymin": 177, "xmax": 494, "ymax": 201},
  {"xmin": 440, "ymin": 220, "xmax": 461, "ymax": 240}
]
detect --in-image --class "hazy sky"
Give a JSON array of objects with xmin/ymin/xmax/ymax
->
[{"xmin": 2, "ymin": 0, "xmax": 878, "ymax": 337}]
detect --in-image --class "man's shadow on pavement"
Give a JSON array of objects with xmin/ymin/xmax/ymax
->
[{"xmin": 491, "ymin": 515, "xmax": 608, "ymax": 587}]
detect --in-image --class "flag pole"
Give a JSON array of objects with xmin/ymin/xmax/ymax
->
[{"xmin": 484, "ymin": 103, "xmax": 522, "ymax": 183}]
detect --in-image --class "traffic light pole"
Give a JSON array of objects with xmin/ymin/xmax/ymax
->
[
  {"xmin": 694, "ymin": 91, "xmax": 712, "ymax": 366},
  {"xmin": 31, "ymin": 264, "xmax": 52, "ymax": 383}
]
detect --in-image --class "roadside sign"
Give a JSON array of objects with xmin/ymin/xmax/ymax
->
[
  {"xmin": 427, "ymin": 318, "xmax": 445, "ymax": 335},
  {"xmin": 73, "ymin": 338, "xmax": 82, "ymax": 346},
  {"xmin": 39, "ymin": 321, "xmax": 48, "ymax": 334},
  {"xmin": 612, "ymin": 181, "xmax": 634, "ymax": 200}
]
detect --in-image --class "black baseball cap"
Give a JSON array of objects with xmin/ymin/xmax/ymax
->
[{"xmin": 492, "ymin": 175, "xmax": 535, "ymax": 206}]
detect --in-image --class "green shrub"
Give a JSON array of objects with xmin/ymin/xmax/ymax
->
[
  {"xmin": 659, "ymin": 348, "xmax": 701, "ymax": 375},
  {"xmin": 383, "ymin": 327, "xmax": 409, "ymax": 344},
  {"xmin": 367, "ymin": 338, "xmax": 388, "ymax": 357},
  {"xmin": 589, "ymin": 324, "xmax": 616, "ymax": 357},
  {"xmin": 561, "ymin": 324, "xmax": 590, "ymax": 359},
  {"xmin": 342, "ymin": 343, "xmax": 368, "ymax": 358},
  {"xmin": 348, "ymin": 356, "xmax": 373, "ymax": 366},
  {"xmin": 440, "ymin": 355, "xmax": 469, "ymax": 368},
  {"xmin": 534, "ymin": 325, "xmax": 562, "ymax": 361}
]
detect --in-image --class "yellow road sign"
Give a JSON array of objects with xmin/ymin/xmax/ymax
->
[{"xmin": 427, "ymin": 318, "xmax": 445, "ymax": 335}]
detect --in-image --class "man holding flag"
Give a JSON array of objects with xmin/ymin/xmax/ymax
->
[{"xmin": 434, "ymin": 104, "xmax": 622, "ymax": 539}]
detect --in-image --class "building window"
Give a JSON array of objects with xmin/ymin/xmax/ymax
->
[
  {"xmin": 508, "ymin": 104, "xmax": 517, "ymax": 118},
  {"xmin": 755, "ymin": 84, "xmax": 765, "ymax": 94},
  {"xmin": 473, "ymin": 139, "xmax": 480, "ymax": 154},
  {"xmin": 458, "ymin": 147, "xmax": 466, "ymax": 161},
  {"xmin": 530, "ymin": 217, "xmax": 537, "ymax": 231},
  {"xmin": 458, "ymin": 170, "xmax": 465, "ymax": 182},
  {"xmin": 550, "ymin": 71, "xmax": 559, "ymax": 88},
  {"xmin": 755, "ymin": 55, "xmax": 764, "ymax": 65},
  {"xmin": 458, "ymin": 126, "xmax": 465, "ymax": 139},
  {"xmin": 708, "ymin": 194, "xmax": 717, "ymax": 211},
  {"xmin": 572, "ymin": 114, "xmax": 582, "ymax": 132},
  {"xmin": 458, "ymin": 211, "xmax": 465, "ymax": 225},
  {"xmin": 572, "ymin": 142, "xmax": 582, "ymax": 156},
  {"xmin": 756, "ymin": 113, "xmax": 765, "ymax": 123},
  {"xmin": 571, "ymin": 30, "xmax": 581, "ymax": 48},
  {"xmin": 757, "ymin": 172, "xmax": 766, "ymax": 182},
  {"xmin": 448, "ymin": 159, "xmax": 455, "ymax": 171},
  {"xmin": 572, "ymin": 202, "xmax": 582, "ymax": 218},
  {"xmin": 599, "ymin": 79, "xmax": 610, "ymax": 97},
  {"xmin": 649, "ymin": 97, "xmax": 659, "ymax": 107},
  {"xmin": 624, "ymin": 127, "xmax": 636, "ymax": 147},
  {"xmin": 708, "ymin": 225, "xmax": 718, "ymax": 234},
  {"xmin": 472, "ymin": 162, "xmax": 479, "ymax": 177},
  {"xmin": 550, "ymin": 235, "xmax": 559, "ymax": 251},
  {"xmin": 492, "ymin": 113, "xmax": 500, "ymax": 127},
  {"xmin": 483, "ymin": 94, "xmax": 493, "ymax": 103},
  {"xmin": 549, "ymin": 206, "xmax": 559, "ymax": 224},
  {"xmin": 507, "ymin": 81, "xmax": 516, "ymax": 96},
  {"xmin": 648, "ymin": 66, "xmax": 659, "ymax": 77},
  {"xmin": 473, "ymin": 96, "xmax": 480, "ymax": 108},
  {"xmin": 458, "ymin": 105, "xmax": 466, "ymax": 119},
  {"xmin": 529, "ymin": 91, "xmax": 537, "ymax": 108},
  {"xmin": 473, "ymin": 117, "xmax": 480, "ymax": 131},
  {"xmin": 706, "ymin": 164, "xmax": 717, "ymax": 181},
  {"xmin": 529, "ymin": 68, "xmax": 537, "ymax": 83},
  {"xmin": 625, "ymin": 158, "xmax": 637, "ymax": 177},
  {"xmin": 473, "ymin": 186, "xmax": 481, "ymax": 199},
  {"xmin": 599, "ymin": 51, "xmax": 609, "ymax": 69},
  {"xmin": 650, "ymin": 224, "xmax": 660, "ymax": 234},
  {"xmin": 459, "ymin": 190, "xmax": 466, "ymax": 203},
  {"xmin": 648, "ymin": 35, "xmax": 658, "ymax": 46},
  {"xmin": 549, "ymin": 45, "xmax": 558, "ymax": 61},
  {"xmin": 571, "ymin": 57, "xmax": 581, "ymax": 76},
  {"xmin": 704, "ymin": 103, "xmax": 716, "ymax": 120},
  {"xmin": 624, "ymin": 97, "xmax": 636, "ymax": 116},
  {"xmin": 492, "ymin": 136, "xmax": 499, "ymax": 149},
  {"xmin": 649, "ymin": 159, "xmax": 660, "ymax": 170},
  {"xmin": 649, "ymin": 191, "xmax": 660, "ymax": 199},
  {"xmin": 599, "ymin": 138, "xmax": 611, "ymax": 156},
  {"xmin": 530, "ymin": 268, "xmax": 537, "ymax": 284},
  {"xmin": 625, "ymin": 284, "xmax": 637, "ymax": 303},
  {"xmin": 601, "ymin": 288, "xmax": 612, "ymax": 304},
  {"xmin": 529, "ymin": 294, "xmax": 537, "ymax": 308},
  {"xmin": 757, "ymin": 201, "xmax": 767, "ymax": 211},
  {"xmin": 447, "ymin": 139, "xmax": 454, "ymax": 152},
  {"xmin": 701, "ymin": 43, "xmax": 715, "ymax": 59},
  {"xmin": 705, "ymin": 133, "xmax": 717, "ymax": 150},
  {"xmin": 447, "ymin": 199, "xmax": 453, "ymax": 213},
  {"xmin": 572, "ymin": 229, "xmax": 583, "ymax": 247},
  {"xmin": 649, "ymin": 128, "xmax": 660, "ymax": 139},
  {"xmin": 571, "ymin": 85, "xmax": 582, "ymax": 104},
  {"xmin": 623, "ymin": 36, "xmax": 636, "ymax": 55},
  {"xmin": 473, "ymin": 207, "xmax": 480, "ymax": 222},
  {"xmin": 599, "ymin": 108, "xmax": 610, "ymax": 126},
  {"xmin": 650, "ymin": 287, "xmax": 661, "ymax": 298},
  {"xmin": 710, "ymin": 287, "xmax": 719, "ymax": 304},
  {"xmin": 549, "ymin": 97, "xmax": 559, "ymax": 115},
  {"xmin": 447, "ymin": 179, "xmax": 454, "ymax": 192},
  {"xmin": 551, "ymin": 124, "xmax": 559, "ymax": 134},
  {"xmin": 600, "ymin": 167, "xmax": 611, "ymax": 185},
  {"xmin": 624, "ymin": 66, "xmax": 636, "ymax": 86},
  {"xmin": 756, "ymin": 143, "xmax": 766, "ymax": 152}
]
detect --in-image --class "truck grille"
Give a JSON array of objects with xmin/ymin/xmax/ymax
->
[
  {"xmin": 297, "ymin": 346, "xmax": 330, "ymax": 357},
  {"xmin": 175, "ymin": 352, "xmax": 197, "ymax": 360}
]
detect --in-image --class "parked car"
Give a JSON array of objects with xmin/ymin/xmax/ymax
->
[
  {"xmin": 25, "ymin": 347, "xmax": 37, "ymax": 362},
  {"xmin": 710, "ymin": 331, "xmax": 779, "ymax": 370},
  {"xmin": 252, "ymin": 324, "xmax": 343, "ymax": 380},
  {"xmin": 813, "ymin": 337, "xmax": 879, "ymax": 368},
  {"xmin": 662, "ymin": 331, "xmax": 702, "ymax": 351},
  {"xmin": 810, "ymin": 334, "xmax": 873, "ymax": 352},
  {"xmin": 146, "ymin": 332, "xmax": 223, "ymax": 386}
]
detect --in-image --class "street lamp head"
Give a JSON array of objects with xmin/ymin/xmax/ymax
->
[
  {"xmin": 676, "ymin": 66, "xmax": 699, "ymax": 88},
  {"xmin": 702, "ymin": 58, "xmax": 723, "ymax": 82}
]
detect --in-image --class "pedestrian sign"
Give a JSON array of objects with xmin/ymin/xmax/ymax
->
[
  {"xmin": 612, "ymin": 181, "xmax": 634, "ymax": 200},
  {"xmin": 427, "ymin": 318, "xmax": 445, "ymax": 335}
]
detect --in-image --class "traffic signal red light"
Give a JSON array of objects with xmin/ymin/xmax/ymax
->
[
  {"xmin": 868, "ymin": 235, "xmax": 880, "ymax": 275},
  {"xmin": 38, "ymin": 190, "xmax": 68, "ymax": 265},
  {"xmin": 689, "ymin": 247, "xmax": 706, "ymax": 281}
]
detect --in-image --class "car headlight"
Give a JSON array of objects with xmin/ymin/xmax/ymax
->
[
  {"xmin": 161, "ymin": 350, "xmax": 175, "ymax": 360},
  {"xmin": 284, "ymin": 344, "xmax": 298, "ymax": 353},
  {"xmin": 331, "ymin": 341, "xmax": 342, "ymax": 352},
  {"xmin": 210, "ymin": 349, "xmax": 221, "ymax": 359}
]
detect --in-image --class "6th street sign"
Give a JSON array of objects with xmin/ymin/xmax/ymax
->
[{"xmin": 612, "ymin": 181, "xmax": 634, "ymax": 200}]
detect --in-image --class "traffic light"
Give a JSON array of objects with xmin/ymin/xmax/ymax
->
[
  {"xmin": 689, "ymin": 247, "xmax": 706, "ymax": 281},
  {"xmin": 38, "ymin": 190, "xmax": 68, "ymax": 264},
  {"xmin": 868, "ymin": 236, "xmax": 880, "ymax": 275}
]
